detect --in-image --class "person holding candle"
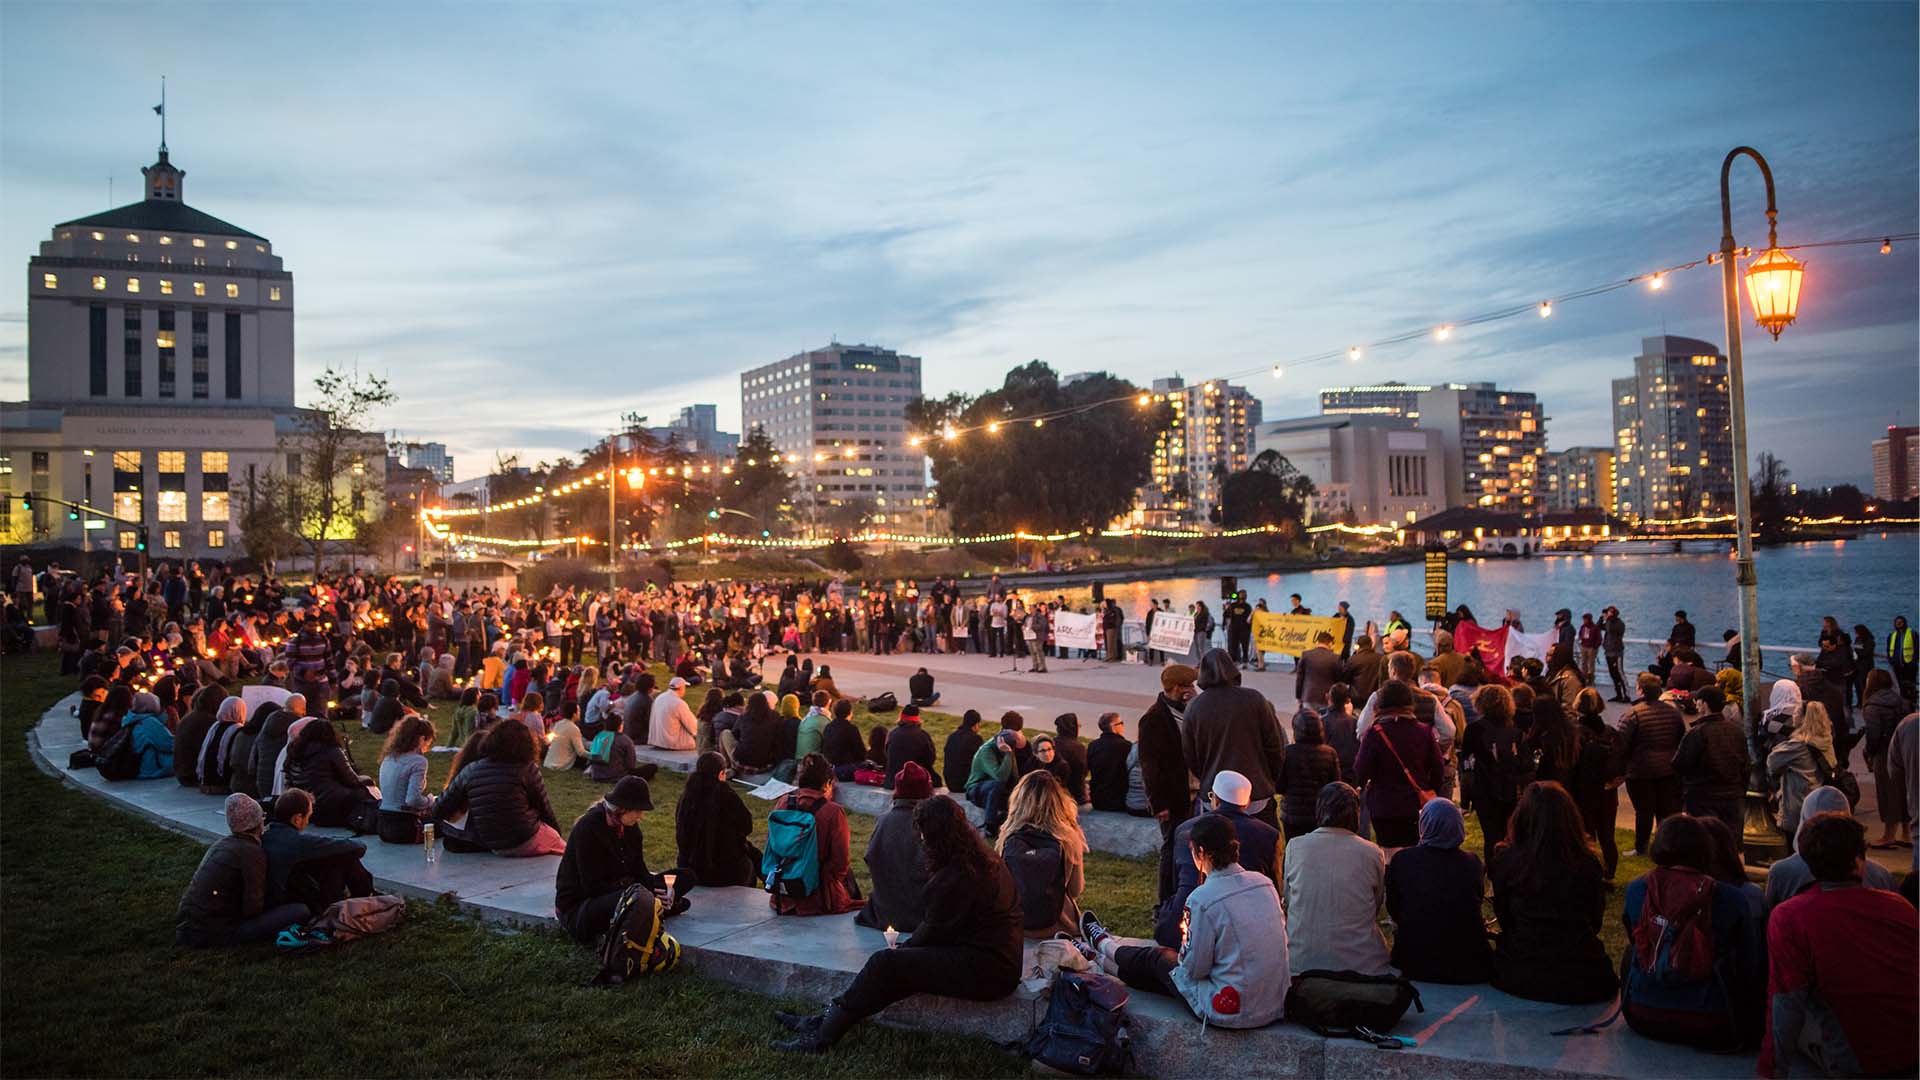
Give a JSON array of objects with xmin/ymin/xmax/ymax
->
[
  {"xmin": 856, "ymin": 761, "xmax": 933, "ymax": 932},
  {"xmin": 555, "ymin": 776, "xmax": 691, "ymax": 948}
]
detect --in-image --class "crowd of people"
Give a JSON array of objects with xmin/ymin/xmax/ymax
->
[{"xmin": 17, "ymin": 553, "xmax": 1918, "ymax": 1073}]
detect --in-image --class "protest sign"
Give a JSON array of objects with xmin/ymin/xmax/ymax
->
[
  {"xmin": 1147, "ymin": 613, "xmax": 1195, "ymax": 654},
  {"xmin": 1250, "ymin": 612, "xmax": 1347, "ymax": 657},
  {"xmin": 1053, "ymin": 610, "xmax": 1099, "ymax": 650}
]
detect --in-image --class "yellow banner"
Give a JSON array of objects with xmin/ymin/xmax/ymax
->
[{"xmin": 1251, "ymin": 612, "xmax": 1346, "ymax": 658}]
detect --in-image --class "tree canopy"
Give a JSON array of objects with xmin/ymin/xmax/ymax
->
[
  {"xmin": 905, "ymin": 362, "xmax": 1162, "ymax": 534},
  {"xmin": 1214, "ymin": 449, "xmax": 1316, "ymax": 530}
]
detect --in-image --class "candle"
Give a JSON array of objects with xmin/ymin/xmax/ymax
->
[
  {"xmin": 883, "ymin": 926, "xmax": 899, "ymax": 949},
  {"xmin": 662, "ymin": 872, "xmax": 677, "ymax": 900}
]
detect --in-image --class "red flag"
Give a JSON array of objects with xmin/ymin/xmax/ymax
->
[{"xmin": 1452, "ymin": 621, "xmax": 1509, "ymax": 673}]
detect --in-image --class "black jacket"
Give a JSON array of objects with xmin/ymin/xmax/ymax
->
[
  {"xmin": 675, "ymin": 774, "xmax": 757, "ymax": 888},
  {"xmin": 285, "ymin": 741, "xmax": 373, "ymax": 813},
  {"xmin": 366, "ymin": 694, "xmax": 403, "ymax": 735},
  {"xmin": 259, "ymin": 820, "xmax": 368, "ymax": 910},
  {"xmin": 908, "ymin": 671, "xmax": 935, "ymax": 701},
  {"xmin": 1386, "ymin": 845, "xmax": 1492, "ymax": 983},
  {"xmin": 1085, "ymin": 732, "xmax": 1132, "ymax": 813},
  {"xmin": 735, "ymin": 710, "xmax": 780, "ymax": 770},
  {"xmin": 821, "ymin": 717, "xmax": 866, "ymax": 767},
  {"xmin": 884, "ymin": 721, "xmax": 936, "ymax": 789},
  {"xmin": 906, "ymin": 857, "xmax": 1024, "ymax": 990},
  {"xmin": 175, "ymin": 834, "xmax": 270, "ymax": 944},
  {"xmin": 434, "ymin": 759, "xmax": 560, "ymax": 853},
  {"xmin": 250, "ymin": 706, "xmax": 297, "ymax": 796},
  {"xmin": 555, "ymin": 806, "xmax": 660, "ymax": 917},
  {"xmin": 942, "ymin": 729, "xmax": 983, "ymax": 794},
  {"xmin": 855, "ymin": 798, "xmax": 930, "ymax": 932},
  {"xmin": 1050, "ymin": 736, "xmax": 1089, "ymax": 804},
  {"xmin": 1278, "ymin": 742, "xmax": 1342, "ymax": 826},
  {"xmin": 173, "ymin": 708, "xmax": 218, "ymax": 787},
  {"xmin": 1137, "ymin": 694, "xmax": 1192, "ymax": 817},
  {"xmin": 1615, "ymin": 699, "xmax": 1685, "ymax": 780},
  {"xmin": 1672, "ymin": 713, "xmax": 1750, "ymax": 801},
  {"xmin": 1181, "ymin": 684, "xmax": 1287, "ymax": 804}
]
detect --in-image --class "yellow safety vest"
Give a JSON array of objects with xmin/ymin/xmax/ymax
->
[{"xmin": 1890, "ymin": 627, "xmax": 1917, "ymax": 665}]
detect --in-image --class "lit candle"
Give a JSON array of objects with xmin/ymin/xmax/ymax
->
[{"xmin": 883, "ymin": 925, "xmax": 899, "ymax": 949}]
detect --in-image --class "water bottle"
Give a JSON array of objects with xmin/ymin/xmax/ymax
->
[{"xmin": 423, "ymin": 821, "xmax": 438, "ymax": 865}]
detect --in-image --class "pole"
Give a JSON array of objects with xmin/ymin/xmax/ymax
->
[
  {"xmin": 1718, "ymin": 146, "xmax": 1787, "ymax": 863},
  {"xmin": 607, "ymin": 434, "xmax": 618, "ymax": 595}
]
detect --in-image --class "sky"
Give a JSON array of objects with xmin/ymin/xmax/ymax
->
[{"xmin": 2, "ymin": 2, "xmax": 1914, "ymax": 486}]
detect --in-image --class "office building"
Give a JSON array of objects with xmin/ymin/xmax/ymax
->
[
  {"xmin": 1255, "ymin": 414, "xmax": 1447, "ymax": 525},
  {"xmin": 642, "ymin": 404, "xmax": 739, "ymax": 462},
  {"xmin": 1319, "ymin": 381, "xmax": 1546, "ymax": 511},
  {"xmin": 1873, "ymin": 426, "xmax": 1919, "ymax": 501},
  {"xmin": 1541, "ymin": 446, "xmax": 1616, "ymax": 512},
  {"xmin": 401, "ymin": 441, "xmax": 454, "ymax": 484},
  {"xmin": 1611, "ymin": 335, "xmax": 1734, "ymax": 521},
  {"xmin": 739, "ymin": 343, "xmax": 925, "ymax": 529},
  {"xmin": 1138, "ymin": 377, "xmax": 1262, "ymax": 527},
  {"xmin": 0, "ymin": 138, "xmax": 383, "ymax": 558}
]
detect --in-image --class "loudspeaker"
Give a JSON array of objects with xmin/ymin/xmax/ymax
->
[
  {"xmin": 1091, "ymin": 581, "xmax": 1106, "ymax": 603},
  {"xmin": 1220, "ymin": 576, "xmax": 1238, "ymax": 601}
]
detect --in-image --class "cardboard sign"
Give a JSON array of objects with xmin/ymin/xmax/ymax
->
[
  {"xmin": 1147, "ymin": 613, "xmax": 1195, "ymax": 654},
  {"xmin": 1251, "ymin": 612, "xmax": 1347, "ymax": 658},
  {"xmin": 1053, "ymin": 611, "xmax": 1099, "ymax": 650}
]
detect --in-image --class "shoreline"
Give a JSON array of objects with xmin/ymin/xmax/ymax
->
[{"xmin": 954, "ymin": 548, "xmax": 1421, "ymax": 593}]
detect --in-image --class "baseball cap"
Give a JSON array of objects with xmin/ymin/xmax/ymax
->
[{"xmin": 1211, "ymin": 770, "xmax": 1253, "ymax": 807}]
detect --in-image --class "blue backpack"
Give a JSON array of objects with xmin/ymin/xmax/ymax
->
[
  {"xmin": 1024, "ymin": 970, "xmax": 1133, "ymax": 1076},
  {"xmin": 762, "ymin": 805, "xmax": 822, "ymax": 899}
]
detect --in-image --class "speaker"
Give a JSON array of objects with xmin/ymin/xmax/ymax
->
[
  {"xmin": 1220, "ymin": 576, "xmax": 1238, "ymax": 601},
  {"xmin": 1091, "ymin": 581, "xmax": 1106, "ymax": 603}
]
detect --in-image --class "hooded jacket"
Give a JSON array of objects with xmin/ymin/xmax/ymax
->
[{"xmin": 1181, "ymin": 652, "xmax": 1287, "ymax": 804}]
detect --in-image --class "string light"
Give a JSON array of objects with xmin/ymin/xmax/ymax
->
[
  {"xmin": 1434, "ymin": 324, "xmax": 1452, "ymax": 341},
  {"xmin": 1135, "ymin": 393, "xmax": 1151, "ymax": 407},
  {"xmin": 1347, "ymin": 345, "xmax": 1362, "ymax": 361},
  {"xmin": 1647, "ymin": 273, "xmax": 1665, "ymax": 291},
  {"xmin": 1270, "ymin": 364, "xmax": 1284, "ymax": 379},
  {"xmin": 986, "ymin": 421, "xmax": 1001, "ymax": 434},
  {"xmin": 1538, "ymin": 300, "xmax": 1553, "ymax": 318},
  {"xmin": 1883, "ymin": 238, "xmax": 1893, "ymax": 254}
]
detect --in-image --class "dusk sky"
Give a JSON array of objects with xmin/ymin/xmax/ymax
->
[{"xmin": 2, "ymin": 2, "xmax": 1914, "ymax": 485}]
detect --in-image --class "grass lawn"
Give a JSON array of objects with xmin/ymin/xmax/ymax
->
[{"xmin": 0, "ymin": 650, "xmax": 1026, "ymax": 1078}]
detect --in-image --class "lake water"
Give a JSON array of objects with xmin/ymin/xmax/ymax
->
[{"xmin": 1087, "ymin": 533, "xmax": 1919, "ymax": 652}]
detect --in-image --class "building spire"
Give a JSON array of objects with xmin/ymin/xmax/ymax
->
[{"xmin": 153, "ymin": 76, "xmax": 167, "ymax": 153}]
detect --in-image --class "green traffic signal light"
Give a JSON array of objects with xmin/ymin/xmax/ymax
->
[
  {"xmin": 67, "ymin": 509, "xmax": 80, "ymax": 521},
  {"xmin": 707, "ymin": 509, "xmax": 719, "ymax": 519}
]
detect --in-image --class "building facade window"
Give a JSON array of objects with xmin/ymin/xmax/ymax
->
[
  {"xmin": 91, "ymin": 275, "xmax": 106, "ymax": 291},
  {"xmin": 162, "ymin": 529, "xmax": 182, "ymax": 550},
  {"xmin": 118, "ymin": 530, "xmax": 137, "ymax": 550},
  {"xmin": 225, "ymin": 283, "xmax": 239, "ymax": 299},
  {"xmin": 157, "ymin": 310, "xmax": 176, "ymax": 398},
  {"xmin": 123, "ymin": 306, "xmax": 142, "ymax": 397},
  {"xmin": 224, "ymin": 312, "xmax": 242, "ymax": 399},
  {"xmin": 89, "ymin": 305, "xmax": 108, "ymax": 396},
  {"xmin": 159, "ymin": 279, "xmax": 173, "ymax": 295},
  {"xmin": 191, "ymin": 309, "xmax": 210, "ymax": 399},
  {"xmin": 207, "ymin": 528, "xmax": 226, "ymax": 549},
  {"xmin": 126, "ymin": 277, "xmax": 140, "ymax": 294},
  {"xmin": 42, "ymin": 273, "xmax": 56, "ymax": 290},
  {"xmin": 193, "ymin": 281, "xmax": 206, "ymax": 297},
  {"xmin": 269, "ymin": 286, "xmax": 282, "ymax": 302},
  {"xmin": 202, "ymin": 451, "xmax": 229, "ymax": 524}
]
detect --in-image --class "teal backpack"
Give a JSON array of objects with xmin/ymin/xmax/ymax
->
[
  {"xmin": 586, "ymin": 731, "xmax": 617, "ymax": 765},
  {"xmin": 762, "ymin": 805, "xmax": 822, "ymax": 899}
]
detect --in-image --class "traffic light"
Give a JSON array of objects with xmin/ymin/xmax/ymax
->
[
  {"xmin": 707, "ymin": 509, "xmax": 719, "ymax": 520},
  {"xmin": 135, "ymin": 527, "xmax": 149, "ymax": 552},
  {"xmin": 67, "ymin": 509, "xmax": 79, "ymax": 521},
  {"xmin": 19, "ymin": 493, "xmax": 31, "ymax": 513}
]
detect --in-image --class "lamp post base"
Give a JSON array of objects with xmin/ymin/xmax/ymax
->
[{"xmin": 1741, "ymin": 788, "xmax": 1790, "ymax": 865}]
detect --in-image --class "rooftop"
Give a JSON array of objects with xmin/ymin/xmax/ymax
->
[{"xmin": 57, "ymin": 199, "xmax": 265, "ymax": 241}]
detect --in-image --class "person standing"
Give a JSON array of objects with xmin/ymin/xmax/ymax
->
[
  {"xmin": 1354, "ymin": 681, "xmax": 1444, "ymax": 849},
  {"xmin": 1025, "ymin": 602, "xmax": 1050, "ymax": 674},
  {"xmin": 1180, "ymin": 650, "xmax": 1287, "ymax": 828},
  {"xmin": 1673, "ymin": 686, "xmax": 1750, "ymax": 836},
  {"xmin": 1603, "ymin": 606, "xmax": 1630, "ymax": 703},
  {"xmin": 1293, "ymin": 631, "xmax": 1342, "ymax": 710},
  {"xmin": 1223, "ymin": 592, "xmax": 1254, "ymax": 665},
  {"xmin": 987, "ymin": 596, "xmax": 1008, "ymax": 659},
  {"xmin": 1102, "ymin": 598, "xmax": 1125, "ymax": 663},
  {"xmin": 1576, "ymin": 613, "xmax": 1601, "ymax": 684},
  {"xmin": 1335, "ymin": 600, "xmax": 1355, "ymax": 662},
  {"xmin": 1616, "ymin": 672, "xmax": 1685, "ymax": 856},
  {"xmin": 1887, "ymin": 615, "xmax": 1917, "ymax": 705},
  {"xmin": 1139, "ymin": 664, "xmax": 1199, "ymax": 901}
]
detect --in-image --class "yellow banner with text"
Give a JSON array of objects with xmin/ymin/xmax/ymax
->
[{"xmin": 1250, "ymin": 612, "xmax": 1346, "ymax": 658}]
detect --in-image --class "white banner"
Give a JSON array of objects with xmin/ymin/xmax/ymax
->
[
  {"xmin": 241, "ymin": 684, "xmax": 292, "ymax": 711},
  {"xmin": 1053, "ymin": 611, "xmax": 1098, "ymax": 650},
  {"xmin": 1147, "ymin": 613, "xmax": 1195, "ymax": 654},
  {"xmin": 1506, "ymin": 628, "xmax": 1558, "ymax": 663}
]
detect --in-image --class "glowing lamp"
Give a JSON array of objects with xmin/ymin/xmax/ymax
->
[
  {"xmin": 1742, "ymin": 244, "xmax": 1804, "ymax": 340},
  {"xmin": 625, "ymin": 468, "xmax": 645, "ymax": 489}
]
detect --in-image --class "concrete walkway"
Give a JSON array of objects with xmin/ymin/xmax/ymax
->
[{"xmin": 29, "ymin": 693, "xmax": 1763, "ymax": 1079}]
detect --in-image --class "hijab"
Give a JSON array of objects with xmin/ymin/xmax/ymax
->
[
  {"xmin": 215, "ymin": 697, "xmax": 248, "ymax": 726},
  {"xmin": 1418, "ymin": 797, "xmax": 1467, "ymax": 850}
]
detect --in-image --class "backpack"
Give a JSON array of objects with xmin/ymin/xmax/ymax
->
[
  {"xmin": 199, "ymin": 721, "xmax": 239, "ymax": 789},
  {"xmin": 762, "ymin": 804, "xmax": 823, "ymax": 899},
  {"xmin": 1285, "ymin": 970, "xmax": 1425, "ymax": 1045},
  {"xmin": 593, "ymin": 883, "xmax": 681, "ymax": 986},
  {"xmin": 1023, "ymin": 970, "xmax": 1133, "ymax": 1076},
  {"xmin": 95, "ymin": 724, "xmax": 142, "ymax": 781},
  {"xmin": 586, "ymin": 731, "xmax": 617, "ymax": 765},
  {"xmin": 313, "ymin": 893, "xmax": 407, "ymax": 942},
  {"xmin": 1622, "ymin": 868, "xmax": 1745, "ymax": 1050},
  {"xmin": 865, "ymin": 691, "xmax": 899, "ymax": 713},
  {"xmin": 1002, "ymin": 826, "xmax": 1067, "ymax": 932}
]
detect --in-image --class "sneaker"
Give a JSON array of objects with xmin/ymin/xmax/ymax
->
[
  {"xmin": 1053, "ymin": 931, "xmax": 1097, "ymax": 964},
  {"xmin": 1079, "ymin": 910, "xmax": 1112, "ymax": 951},
  {"xmin": 1627, "ymin": 849, "xmax": 1646, "ymax": 859}
]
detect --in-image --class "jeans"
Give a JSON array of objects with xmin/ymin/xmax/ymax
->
[
  {"xmin": 178, "ymin": 902, "xmax": 311, "ymax": 947},
  {"xmin": 1605, "ymin": 652, "xmax": 1630, "ymax": 700},
  {"xmin": 968, "ymin": 779, "xmax": 1009, "ymax": 836},
  {"xmin": 1578, "ymin": 646, "xmax": 1598, "ymax": 683},
  {"xmin": 1028, "ymin": 638, "xmax": 1048, "ymax": 672},
  {"xmin": 1625, "ymin": 774, "xmax": 1683, "ymax": 852}
]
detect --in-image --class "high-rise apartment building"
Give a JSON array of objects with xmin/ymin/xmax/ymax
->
[
  {"xmin": 1319, "ymin": 381, "xmax": 1545, "ymax": 511},
  {"xmin": 401, "ymin": 441, "xmax": 454, "ymax": 483},
  {"xmin": 1611, "ymin": 335, "xmax": 1734, "ymax": 522},
  {"xmin": 1138, "ymin": 377, "xmax": 1261, "ymax": 527},
  {"xmin": 1541, "ymin": 446, "xmax": 1616, "ymax": 512},
  {"xmin": 739, "ymin": 343, "xmax": 925, "ymax": 530},
  {"xmin": 1872, "ymin": 426, "xmax": 1919, "ymax": 501}
]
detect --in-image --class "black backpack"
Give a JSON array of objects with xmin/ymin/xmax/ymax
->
[
  {"xmin": 1286, "ymin": 970, "xmax": 1424, "ymax": 1046},
  {"xmin": 1023, "ymin": 970, "xmax": 1132, "ymax": 1076},
  {"xmin": 95, "ymin": 725, "xmax": 142, "ymax": 781},
  {"xmin": 1002, "ymin": 826, "xmax": 1066, "ymax": 931},
  {"xmin": 865, "ymin": 691, "xmax": 898, "ymax": 713}
]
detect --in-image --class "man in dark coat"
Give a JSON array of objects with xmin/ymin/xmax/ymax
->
[
  {"xmin": 1672, "ymin": 686, "xmax": 1750, "ymax": 835},
  {"xmin": 855, "ymin": 762, "xmax": 933, "ymax": 932},
  {"xmin": 1138, "ymin": 663, "xmax": 1199, "ymax": 901},
  {"xmin": 941, "ymin": 711, "xmax": 984, "ymax": 794},
  {"xmin": 1049, "ymin": 713, "xmax": 1090, "ymax": 805},
  {"xmin": 1085, "ymin": 712, "xmax": 1132, "ymax": 813},
  {"xmin": 1180, "ymin": 649, "xmax": 1288, "ymax": 827},
  {"xmin": 883, "ymin": 705, "xmax": 936, "ymax": 789}
]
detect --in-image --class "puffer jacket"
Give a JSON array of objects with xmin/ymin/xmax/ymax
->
[
  {"xmin": 249, "ymin": 705, "xmax": 296, "ymax": 796},
  {"xmin": 1615, "ymin": 698, "xmax": 1684, "ymax": 780},
  {"xmin": 433, "ymin": 758, "xmax": 560, "ymax": 853},
  {"xmin": 1862, "ymin": 687, "xmax": 1910, "ymax": 759},
  {"xmin": 1672, "ymin": 711, "xmax": 1750, "ymax": 802},
  {"xmin": 284, "ymin": 740, "xmax": 371, "ymax": 809},
  {"xmin": 1278, "ymin": 742, "xmax": 1341, "ymax": 826}
]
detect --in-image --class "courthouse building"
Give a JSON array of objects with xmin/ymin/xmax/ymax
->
[{"xmin": 1, "ymin": 140, "xmax": 383, "ymax": 559}]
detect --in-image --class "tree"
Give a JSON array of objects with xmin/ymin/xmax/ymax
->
[
  {"xmin": 286, "ymin": 368, "xmax": 395, "ymax": 575},
  {"xmin": 234, "ymin": 471, "xmax": 301, "ymax": 575},
  {"xmin": 1214, "ymin": 450, "xmax": 1316, "ymax": 530},
  {"xmin": 721, "ymin": 428, "xmax": 794, "ymax": 536},
  {"xmin": 906, "ymin": 362, "xmax": 1161, "ymax": 534},
  {"xmin": 1751, "ymin": 451, "xmax": 1792, "ymax": 532}
]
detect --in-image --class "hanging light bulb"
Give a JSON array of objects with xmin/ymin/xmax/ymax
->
[
  {"xmin": 1033, "ymin": 418, "xmax": 1045, "ymax": 428},
  {"xmin": 1270, "ymin": 364, "xmax": 1284, "ymax": 379},
  {"xmin": 1347, "ymin": 346, "xmax": 1362, "ymax": 362},
  {"xmin": 1538, "ymin": 300, "xmax": 1553, "ymax": 318},
  {"xmin": 1648, "ymin": 273, "xmax": 1665, "ymax": 291},
  {"xmin": 986, "ymin": 421, "xmax": 1001, "ymax": 434},
  {"xmin": 1136, "ymin": 393, "xmax": 1151, "ymax": 407},
  {"xmin": 941, "ymin": 426, "xmax": 958, "ymax": 442},
  {"xmin": 1883, "ymin": 238, "xmax": 1893, "ymax": 254},
  {"xmin": 1434, "ymin": 325, "xmax": 1453, "ymax": 341}
]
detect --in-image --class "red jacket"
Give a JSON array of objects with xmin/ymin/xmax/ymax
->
[{"xmin": 1759, "ymin": 884, "xmax": 1917, "ymax": 1078}]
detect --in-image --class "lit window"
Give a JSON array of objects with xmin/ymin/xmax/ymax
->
[
  {"xmin": 268, "ymin": 287, "xmax": 282, "ymax": 301},
  {"xmin": 202, "ymin": 491, "xmax": 229, "ymax": 523},
  {"xmin": 126, "ymin": 277, "xmax": 141, "ymax": 293},
  {"xmin": 207, "ymin": 528, "xmax": 225, "ymax": 549},
  {"xmin": 117, "ymin": 530, "xmax": 137, "ymax": 550},
  {"xmin": 113, "ymin": 451, "xmax": 141, "ymax": 471},
  {"xmin": 225, "ymin": 283, "xmax": 239, "ymax": 298},
  {"xmin": 159, "ymin": 235, "xmax": 173, "ymax": 246},
  {"xmin": 158, "ymin": 451, "xmax": 185, "ymax": 473},
  {"xmin": 255, "ymin": 244, "xmax": 266, "ymax": 253},
  {"xmin": 126, "ymin": 233, "xmax": 140, "ymax": 243},
  {"xmin": 157, "ymin": 490, "xmax": 187, "ymax": 522},
  {"xmin": 162, "ymin": 529, "xmax": 182, "ymax": 549},
  {"xmin": 192, "ymin": 238, "xmax": 205, "ymax": 248},
  {"xmin": 202, "ymin": 451, "xmax": 228, "ymax": 472},
  {"xmin": 90, "ymin": 231, "xmax": 104, "ymax": 241},
  {"xmin": 193, "ymin": 281, "xmax": 206, "ymax": 296},
  {"xmin": 91, "ymin": 275, "xmax": 106, "ymax": 291},
  {"xmin": 114, "ymin": 493, "xmax": 141, "ymax": 522},
  {"xmin": 156, "ymin": 331, "xmax": 175, "ymax": 349},
  {"xmin": 42, "ymin": 273, "xmax": 57, "ymax": 289},
  {"xmin": 224, "ymin": 240, "xmax": 238, "ymax": 250}
]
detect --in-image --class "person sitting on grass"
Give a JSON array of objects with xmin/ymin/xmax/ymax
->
[
  {"xmin": 434, "ymin": 720, "xmax": 566, "ymax": 858},
  {"xmin": 771, "ymin": 795, "xmax": 1022, "ymax": 1053},
  {"xmin": 449, "ymin": 686, "xmax": 480, "ymax": 746},
  {"xmin": 942, "ymin": 709, "xmax": 984, "ymax": 795},
  {"xmin": 1757, "ymin": 811, "xmax": 1919, "ymax": 1079},
  {"xmin": 364, "ymin": 679, "xmax": 404, "ymax": 736},
  {"xmin": 554, "ymin": 776, "xmax": 691, "ymax": 948},
  {"xmin": 769, "ymin": 754, "xmax": 862, "ymax": 916},
  {"xmin": 1085, "ymin": 712, "xmax": 1131, "ymax": 813},
  {"xmin": 542, "ymin": 699, "xmax": 590, "ymax": 771},
  {"xmin": 908, "ymin": 666, "xmax": 939, "ymax": 707},
  {"xmin": 884, "ymin": 704, "xmax": 935, "ymax": 790},
  {"xmin": 1762, "ymin": 786, "xmax": 1896, "ymax": 910},
  {"xmin": 175, "ymin": 793, "xmax": 311, "ymax": 948},
  {"xmin": 1282, "ymin": 781, "xmax": 1392, "ymax": 977},
  {"xmin": 794, "ymin": 691, "xmax": 830, "ymax": 761},
  {"xmin": 1080, "ymin": 813, "xmax": 1290, "ymax": 1029},
  {"xmin": 514, "ymin": 691, "xmax": 547, "ymax": 744},
  {"xmin": 675, "ymin": 751, "xmax": 758, "ymax": 888},
  {"xmin": 856, "ymin": 760, "xmax": 934, "ymax": 933},
  {"xmin": 1384, "ymin": 797, "xmax": 1491, "ymax": 983},
  {"xmin": 262, "ymin": 787, "xmax": 377, "ymax": 915},
  {"xmin": 1488, "ymin": 781, "xmax": 1617, "ymax": 1004},
  {"xmin": 998, "ymin": 769, "xmax": 1087, "ymax": 939},
  {"xmin": 376, "ymin": 715, "xmax": 437, "ymax": 843},
  {"xmin": 283, "ymin": 718, "xmax": 377, "ymax": 829}
]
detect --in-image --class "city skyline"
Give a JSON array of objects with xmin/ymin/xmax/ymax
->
[{"xmin": 2, "ymin": 4, "xmax": 1914, "ymax": 485}]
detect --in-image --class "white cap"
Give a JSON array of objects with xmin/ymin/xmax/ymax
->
[
  {"xmin": 1211, "ymin": 770, "xmax": 1253, "ymax": 807},
  {"xmin": 669, "ymin": 676, "xmax": 688, "ymax": 689}
]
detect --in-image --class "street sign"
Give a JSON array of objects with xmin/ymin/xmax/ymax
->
[{"xmin": 83, "ymin": 519, "xmax": 107, "ymax": 530}]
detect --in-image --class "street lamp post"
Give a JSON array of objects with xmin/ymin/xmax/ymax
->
[{"xmin": 1718, "ymin": 145, "xmax": 1805, "ymax": 864}]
